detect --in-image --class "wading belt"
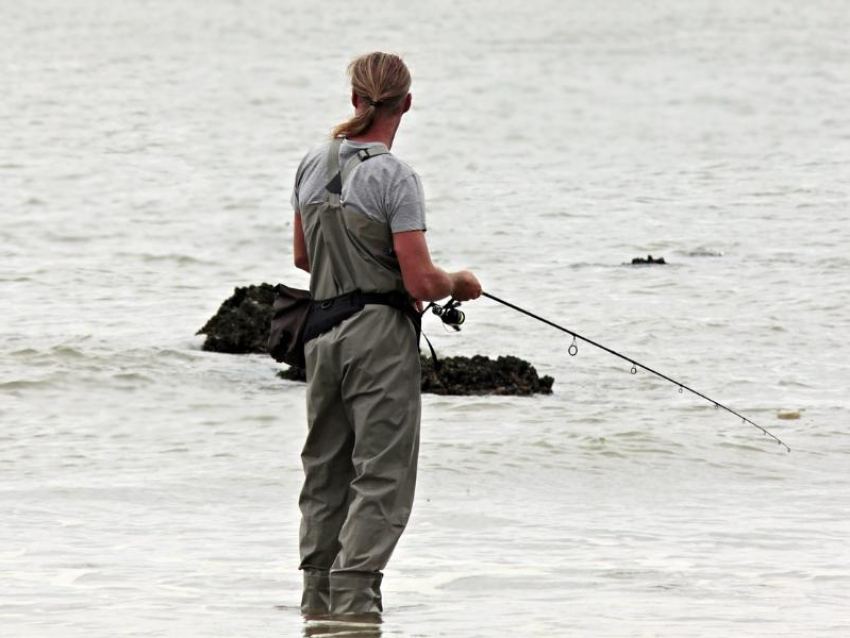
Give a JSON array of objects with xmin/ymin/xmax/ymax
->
[
  {"xmin": 303, "ymin": 290, "xmax": 439, "ymax": 369},
  {"xmin": 302, "ymin": 289, "xmax": 421, "ymax": 343}
]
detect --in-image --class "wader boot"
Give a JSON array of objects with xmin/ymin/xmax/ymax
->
[
  {"xmin": 330, "ymin": 572, "xmax": 383, "ymax": 618},
  {"xmin": 297, "ymin": 139, "xmax": 421, "ymax": 617},
  {"xmin": 300, "ymin": 569, "xmax": 330, "ymax": 616}
]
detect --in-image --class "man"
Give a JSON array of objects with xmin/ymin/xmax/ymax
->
[{"xmin": 291, "ymin": 51, "xmax": 481, "ymax": 618}]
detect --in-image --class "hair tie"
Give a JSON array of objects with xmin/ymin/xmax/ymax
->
[{"xmin": 368, "ymin": 99, "xmax": 382, "ymax": 108}]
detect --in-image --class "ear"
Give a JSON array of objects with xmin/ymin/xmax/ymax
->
[
  {"xmin": 402, "ymin": 93, "xmax": 412, "ymax": 114},
  {"xmin": 351, "ymin": 90, "xmax": 359, "ymax": 109}
]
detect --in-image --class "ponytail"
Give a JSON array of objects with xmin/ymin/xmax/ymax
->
[{"xmin": 332, "ymin": 52, "xmax": 411, "ymax": 138}]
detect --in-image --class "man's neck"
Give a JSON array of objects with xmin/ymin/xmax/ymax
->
[{"xmin": 348, "ymin": 118, "xmax": 400, "ymax": 150}]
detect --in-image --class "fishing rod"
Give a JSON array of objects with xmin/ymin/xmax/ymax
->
[{"xmin": 435, "ymin": 292, "xmax": 790, "ymax": 453}]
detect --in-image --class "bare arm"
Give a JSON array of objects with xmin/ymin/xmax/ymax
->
[
  {"xmin": 293, "ymin": 213, "xmax": 310, "ymax": 273},
  {"xmin": 393, "ymin": 230, "xmax": 481, "ymax": 302}
]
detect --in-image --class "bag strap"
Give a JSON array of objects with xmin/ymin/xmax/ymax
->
[{"xmin": 420, "ymin": 330, "xmax": 441, "ymax": 373}]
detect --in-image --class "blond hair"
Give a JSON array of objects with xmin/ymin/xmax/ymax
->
[{"xmin": 332, "ymin": 52, "xmax": 411, "ymax": 138}]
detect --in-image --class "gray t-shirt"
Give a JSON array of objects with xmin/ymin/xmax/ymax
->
[{"xmin": 290, "ymin": 139, "xmax": 427, "ymax": 233}]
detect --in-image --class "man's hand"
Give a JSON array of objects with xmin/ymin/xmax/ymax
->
[{"xmin": 449, "ymin": 270, "xmax": 482, "ymax": 301}]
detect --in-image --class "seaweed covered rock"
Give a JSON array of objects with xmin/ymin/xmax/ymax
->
[
  {"xmin": 279, "ymin": 354, "xmax": 554, "ymax": 396},
  {"xmin": 279, "ymin": 366, "xmax": 307, "ymax": 382},
  {"xmin": 200, "ymin": 285, "xmax": 555, "ymax": 396},
  {"xmin": 420, "ymin": 354, "xmax": 553, "ymax": 396},
  {"xmin": 197, "ymin": 284, "xmax": 275, "ymax": 354}
]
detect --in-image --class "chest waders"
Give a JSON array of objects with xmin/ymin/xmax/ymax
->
[{"xmin": 297, "ymin": 139, "xmax": 422, "ymax": 617}]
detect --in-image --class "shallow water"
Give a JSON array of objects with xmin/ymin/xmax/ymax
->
[{"xmin": 2, "ymin": 0, "xmax": 849, "ymax": 636}]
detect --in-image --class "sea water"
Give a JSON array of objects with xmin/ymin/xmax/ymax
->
[{"xmin": 1, "ymin": 0, "xmax": 849, "ymax": 636}]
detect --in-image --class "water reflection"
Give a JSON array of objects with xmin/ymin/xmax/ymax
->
[{"xmin": 302, "ymin": 614, "xmax": 382, "ymax": 638}]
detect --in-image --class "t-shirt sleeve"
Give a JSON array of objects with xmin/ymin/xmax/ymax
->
[{"xmin": 386, "ymin": 171, "xmax": 427, "ymax": 233}]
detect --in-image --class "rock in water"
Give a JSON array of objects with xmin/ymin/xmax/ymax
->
[
  {"xmin": 278, "ymin": 366, "xmax": 308, "ymax": 382},
  {"xmin": 200, "ymin": 284, "xmax": 556, "ymax": 395},
  {"xmin": 280, "ymin": 354, "xmax": 554, "ymax": 396},
  {"xmin": 196, "ymin": 284, "xmax": 276, "ymax": 354},
  {"xmin": 630, "ymin": 254, "xmax": 666, "ymax": 265},
  {"xmin": 420, "ymin": 354, "xmax": 554, "ymax": 396}
]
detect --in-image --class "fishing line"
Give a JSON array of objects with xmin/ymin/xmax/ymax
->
[{"xmin": 481, "ymin": 291, "xmax": 791, "ymax": 453}]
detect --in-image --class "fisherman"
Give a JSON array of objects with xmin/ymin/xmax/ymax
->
[{"xmin": 290, "ymin": 52, "xmax": 482, "ymax": 618}]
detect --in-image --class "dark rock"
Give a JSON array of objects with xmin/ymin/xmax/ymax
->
[
  {"xmin": 279, "ymin": 366, "xmax": 307, "ymax": 382},
  {"xmin": 200, "ymin": 284, "xmax": 555, "ymax": 396},
  {"xmin": 420, "ymin": 354, "xmax": 554, "ymax": 396},
  {"xmin": 196, "ymin": 284, "xmax": 276, "ymax": 354},
  {"xmin": 631, "ymin": 254, "xmax": 666, "ymax": 265},
  {"xmin": 279, "ymin": 354, "xmax": 554, "ymax": 396}
]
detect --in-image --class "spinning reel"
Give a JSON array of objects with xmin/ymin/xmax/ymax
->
[{"xmin": 430, "ymin": 298, "xmax": 465, "ymax": 331}]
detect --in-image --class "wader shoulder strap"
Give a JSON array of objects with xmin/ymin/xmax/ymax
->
[
  {"xmin": 319, "ymin": 142, "xmax": 391, "ymax": 291},
  {"xmin": 325, "ymin": 138, "xmax": 344, "ymax": 204},
  {"xmin": 325, "ymin": 142, "xmax": 388, "ymax": 201},
  {"xmin": 326, "ymin": 138, "xmax": 343, "ymax": 179},
  {"xmin": 313, "ymin": 140, "xmax": 397, "ymax": 300},
  {"xmin": 340, "ymin": 145, "xmax": 389, "ymax": 186},
  {"xmin": 325, "ymin": 143, "xmax": 390, "ymax": 199}
]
